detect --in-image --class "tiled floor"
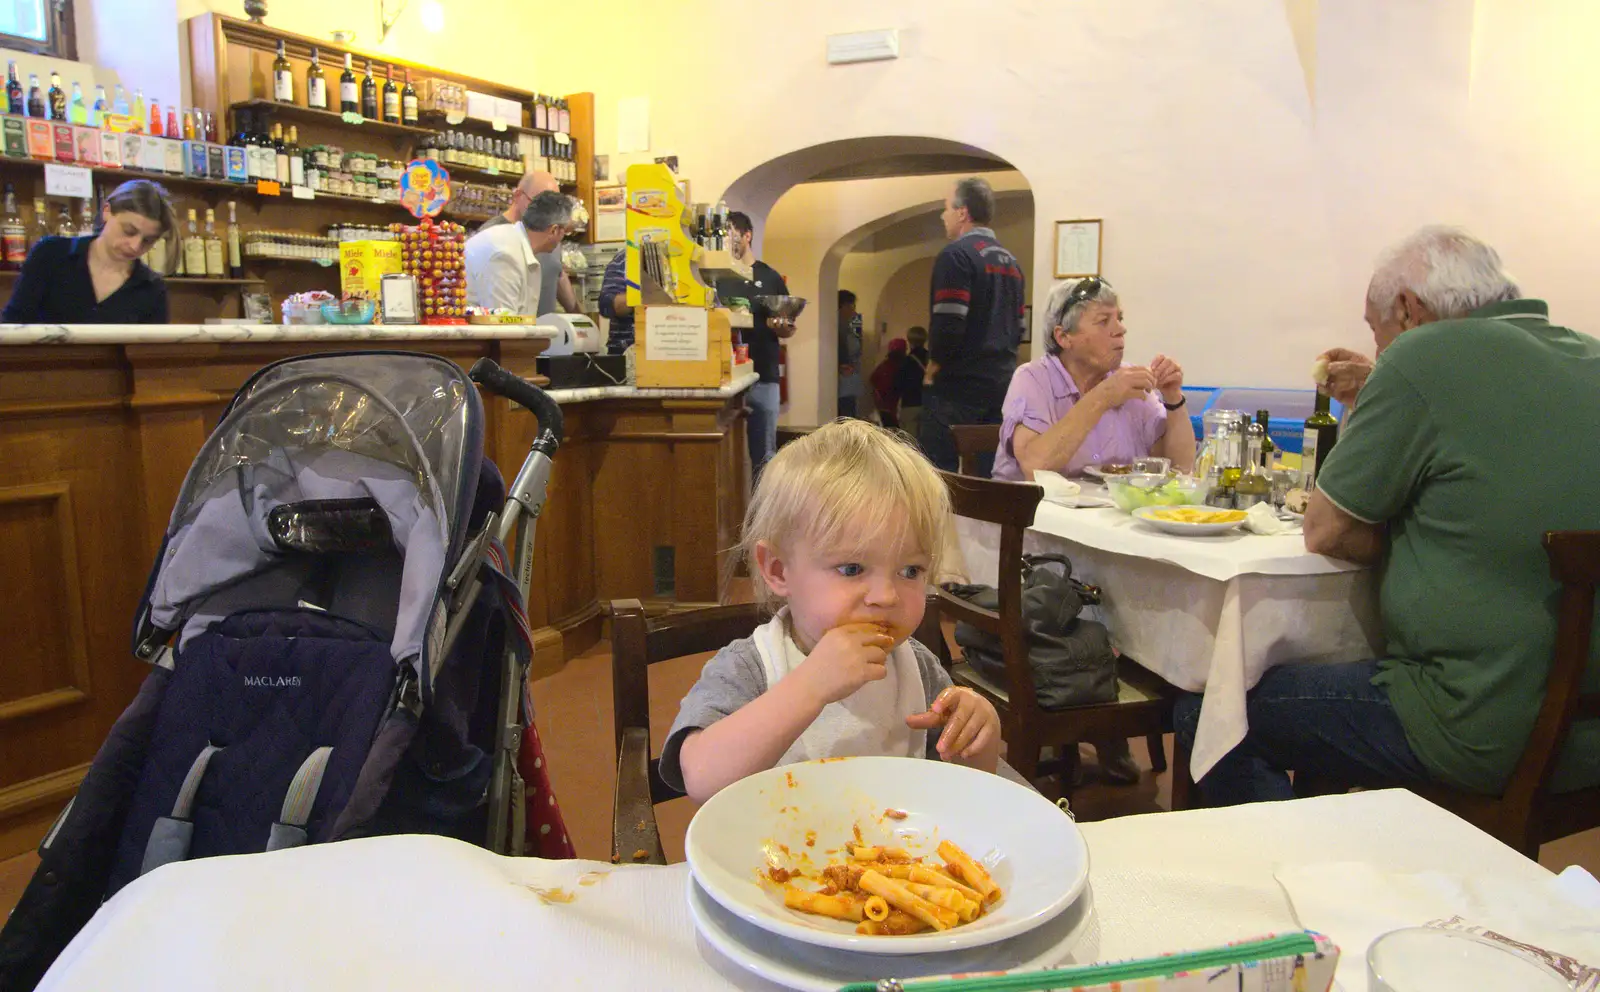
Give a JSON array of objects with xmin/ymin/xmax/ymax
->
[{"xmin": 4, "ymin": 638, "xmax": 1597, "ymax": 920}]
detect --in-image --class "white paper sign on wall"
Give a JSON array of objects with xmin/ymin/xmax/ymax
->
[
  {"xmin": 44, "ymin": 164, "xmax": 93, "ymax": 199},
  {"xmin": 645, "ymin": 307, "xmax": 709, "ymax": 362}
]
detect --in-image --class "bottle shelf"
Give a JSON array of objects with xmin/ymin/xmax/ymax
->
[
  {"xmin": 416, "ymin": 109, "xmax": 557, "ymax": 139},
  {"xmin": 231, "ymin": 99, "xmax": 433, "ymax": 140},
  {"xmin": 433, "ymin": 160, "xmax": 522, "ymax": 184}
]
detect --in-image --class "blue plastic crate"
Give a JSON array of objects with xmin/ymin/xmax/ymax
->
[{"xmin": 1204, "ymin": 387, "xmax": 1344, "ymax": 454}]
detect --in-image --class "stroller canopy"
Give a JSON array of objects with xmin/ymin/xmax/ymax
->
[{"xmin": 138, "ymin": 353, "xmax": 485, "ymax": 694}]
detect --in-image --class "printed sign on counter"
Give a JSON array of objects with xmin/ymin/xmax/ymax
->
[{"xmin": 644, "ymin": 307, "xmax": 709, "ymax": 362}]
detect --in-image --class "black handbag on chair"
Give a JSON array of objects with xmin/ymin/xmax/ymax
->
[{"xmin": 947, "ymin": 553, "xmax": 1118, "ymax": 709}]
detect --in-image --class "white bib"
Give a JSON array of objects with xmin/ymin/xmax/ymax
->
[{"xmin": 752, "ymin": 610, "xmax": 926, "ymax": 766}]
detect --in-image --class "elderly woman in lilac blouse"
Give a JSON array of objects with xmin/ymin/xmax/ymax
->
[{"xmin": 992, "ymin": 278, "xmax": 1196, "ymax": 481}]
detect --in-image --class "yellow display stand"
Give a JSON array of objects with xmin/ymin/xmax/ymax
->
[{"xmin": 625, "ymin": 163, "xmax": 739, "ymax": 388}]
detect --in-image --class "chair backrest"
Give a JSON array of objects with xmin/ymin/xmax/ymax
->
[
  {"xmin": 1506, "ymin": 531, "xmax": 1600, "ymax": 807},
  {"xmin": 932, "ymin": 470, "xmax": 1044, "ymax": 719},
  {"xmin": 610, "ymin": 599, "xmax": 769, "ymax": 760},
  {"xmin": 775, "ymin": 426, "xmax": 818, "ymax": 452},
  {"xmin": 951, "ymin": 424, "xmax": 1001, "ymax": 476}
]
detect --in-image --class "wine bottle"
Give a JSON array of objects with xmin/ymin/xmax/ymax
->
[
  {"xmin": 203, "ymin": 208, "xmax": 224, "ymax": 278},
  {"xmin": 5, "ymin": 62, "xmax": 21, "ymax": 116},
  {"xmin": 360, "ymin": 60, "xmax": 378, "ymax": 120},
  {"xmin": 1, "ymin": 184, "xmax": 26, "ymax": 270},
  {"xmin": 46, "ymin": 72, "xmax": 65, "ymax": 120},
  {"xmin": 306, "ymin": 48, "xmax": 328, "ymax": 110},
  {"xmin": 182, "ymin": 208, "xmax": 205, "ymax": 276},
  {"xmin": 28, "ymin": 198, "xmax": 47, "ymax": 248},
  {"xmin": 272, "ymin": 39, "xmax": 294, "ymax": 103},
  {"xmin": 533, "ymin": 94, "xmax": 547, "ymax": 131},
  {"xmin": 286, "ymin": 125, "xmax": 304, "ymax": 187},
  {"xmin": 272, "ymin": 122, "xmax": 289, "ymax": 184},
  {"xmin": 55, "ymin": 202, "xmax": 76, "ymax": 238},
  {"xmin": 401, "ymin": 69, "xmax": 418, "ymax": 124},
  {"xmin": 339, "ymin": 53, "xmax": 358, "ymax": 114},
  {"xmin": 1300, "ymin": 392, "xmax": 1339, "ymax": 491},
  {"xmin": 225, "ymin": 201, "xmax": 243, "ymax": 277},
  {"xmin": 1254, "ymin": 410, "xmax": 1276, "ymax": 468},
  {"xmin": 381, "ymin": 64, "xmax": 399, "ymax": 123}
]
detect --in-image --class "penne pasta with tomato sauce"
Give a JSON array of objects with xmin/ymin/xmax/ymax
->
[{"xmin": 773, "ymin": 831, "xmax": 1004, "ymax": 935}]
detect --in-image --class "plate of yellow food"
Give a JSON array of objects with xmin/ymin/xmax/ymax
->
[
  {"xmin": 1132, "ymin": 504, "xmax": 1249, "ymax": 535},
  {"xmin": 684, "ymin": 756, "xmax": 1087, "ymax": 955}
]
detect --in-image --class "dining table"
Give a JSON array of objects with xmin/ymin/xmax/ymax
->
[
  {"xmin": 33, "ymin": 790, "xmax": 1597, "ymax": 992},
  {"xmin": 951, "ymin": 492, "xmax": 1383, "ymax": 781}
]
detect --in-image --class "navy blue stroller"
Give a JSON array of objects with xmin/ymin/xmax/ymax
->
[{"xmin": 0, "ymin": 353, "xmax": 567, "ymax": 991}]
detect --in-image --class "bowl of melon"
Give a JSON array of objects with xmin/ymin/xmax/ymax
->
[{"xmin": 1104, "ymin": 471, "xmax": 1208, "ymax": 513}]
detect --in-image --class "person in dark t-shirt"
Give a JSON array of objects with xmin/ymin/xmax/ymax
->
[{"xmin": 716, "ymin": 210, "xmax": 793, "ymax": 480}]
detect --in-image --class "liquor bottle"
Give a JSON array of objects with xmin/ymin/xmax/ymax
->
[
  {"xmin": 68, "ymin": 81, "xmax": 86, "ymax": 124},
  {"xmin": 286, "ymin": 126, "xmax": 304, "ymax": 186},
  {"xmin": 28, "ymin": 198, "xmax": 47, "ymax": 248},
  {"xmin": 272, "ymin": 39, "xmax": 294, "ymax": 103},
  {"xmin": 533, "ymin": 94, "xmax": 547, "ymax": 131},
  {"xmin": 272, "ymin": 122, "xmax": 289, "ymax": 183},
  {"xmin": 182, "ymin": 208, "xmax": 205, "ymax": 276},
  {"xmin": 1300, "ymin": 391, "xmax": 1339, "ymax": 491},
  {"xmin": 557, "ymin": 97, "xmax": 570, "ymax": 134},
  {"xmin": 306, "ymin": 48, "xmax": 328, "ymax": 110},
  {"xmin": 47, "ymin": 72, "xmax": 65, "ymax": 120},
  {"xmin": 166, "ymin": 107, "xmax": 178, "ymax": 139},
  {"xmin": 339, "ymin": 53, "xmax": 358, "ymax": 114},
  {"xmin": 1, "ymin": 184, "xmax": 26, "ymax": 270},
  {"xmin": 91, "ymin": 85, "xmax": 108, "ymax": 128},
  {"xmin": 25, "ymin": 74, "xmax": 43, "ymax": 118},
  {"xmin": 1254, "ymin": 410, "xmax": 1276, "ymax": 468},
  {"xmin": 146, "ymin": 230, "xmax": 167, "ymax": 274},
  {"xmin": 55, "ymin": 202, "xmax": 76, "ymax": 238},
  {"xmin": 360, "ymin": 60, "xmax": 378, "ymax": 120},
  {"xmin": 204, "ymin": 110, "xmax": 219, "ymax": 143},
  {"xmin": 225, "ymin": 201, "xmax": 242, "ymax": 277},
  {"xmin": 381, "ymin": 64, "xmax": 399, "ymax": 123},
  {"xmin": 5, "ymin": 62, "xmax": 20, "ymax": 115},
  {"xmin": 113, "ymin": 84, "xmax": 130, "ymax": 116},
  {"xmin": 400, "ymin": 69, "xmax": 418, "ymax": 124},
  {"xmin": 78, "ymin": 197, "xmax": 93, "ymax": 236},
  {"xmin": 182, "ymin": 107, "xmax": 196, "ymax": 141},
  {"xmin": 203, "ymin": 208, "xmax": 224, "ymax": 277},
  {"xmin": 134, "ymin": 89, "xmax": 148, "ymax": 131}
]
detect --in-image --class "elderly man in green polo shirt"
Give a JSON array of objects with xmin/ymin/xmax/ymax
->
[{"xmin": 1175, "ymin": 225, "xmax": 1600, "ymax": 806}]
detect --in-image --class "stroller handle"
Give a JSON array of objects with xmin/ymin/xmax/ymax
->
[{"xmin": 470, "ymin": 358, "xmax": 565, "ymax": 449}]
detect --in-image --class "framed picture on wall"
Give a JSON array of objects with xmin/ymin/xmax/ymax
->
[{"xmin": 1053, "ymin": 219, "xmax": 1103, "ymax": 279}]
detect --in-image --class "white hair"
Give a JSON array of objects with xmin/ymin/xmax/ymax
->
[
  {"xmin": 1042, "ymin": 278, "xmax": 1120, "ymax": 356},
  {"xmin": 1367, "ymin": 225, "xmax": 1520, "ymax": 320}
]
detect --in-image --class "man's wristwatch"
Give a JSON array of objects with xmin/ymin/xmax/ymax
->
[{"xmin": 1162, "ymin": 396, "xmax": 1187, "ymax": 411}]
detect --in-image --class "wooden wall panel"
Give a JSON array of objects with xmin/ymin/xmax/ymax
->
[{"xmin": 0, "ymin": 483, "xmax": 92, "ymax": 720}]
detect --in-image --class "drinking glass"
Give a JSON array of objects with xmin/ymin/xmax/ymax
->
[{"xmin": 1367, "ymin": 927, "xmax": 1568, "ymax": 992}]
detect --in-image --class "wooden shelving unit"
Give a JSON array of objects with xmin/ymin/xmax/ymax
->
[
  {"xmin": 232, "ymin": 99, "xmax": 435, "ymax": 142},
  {"xmin": 417, "ymin": 109, "xmax": 555, "ymax": 139}
]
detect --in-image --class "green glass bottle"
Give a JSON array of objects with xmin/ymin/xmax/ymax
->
[{"xmin": 1300, "ymin": 391, "xmax": 1339, "ymax": 490}]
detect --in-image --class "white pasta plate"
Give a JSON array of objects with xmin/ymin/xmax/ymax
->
[
  {"xmin": 1131, "ymin": 504, "xmax": 1249, "ymax": 536},
  {"xmin": 684, "ymin": 756, "xmax": 1089, "ymax": 955}
]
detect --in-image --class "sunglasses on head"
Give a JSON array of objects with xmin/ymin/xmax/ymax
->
[{"xmin": 1051, "ymin": 277, "xmax": 1112, "ymax": 328}]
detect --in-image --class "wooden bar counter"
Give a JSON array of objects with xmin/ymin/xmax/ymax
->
[{"xmin": 0, "ymin": 324, "xmax": 752, "ymax": 858}]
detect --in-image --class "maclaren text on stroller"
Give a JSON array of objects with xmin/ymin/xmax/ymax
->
[{"xmin": 0, "ymin": 354, "xmax": 572, "ymax": 990}]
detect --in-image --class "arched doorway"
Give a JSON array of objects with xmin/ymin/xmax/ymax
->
[{"xmin": 718, "ymin": 138, "xmax": 1034, "ymax": 426}]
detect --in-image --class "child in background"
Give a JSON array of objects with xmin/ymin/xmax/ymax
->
[{"xmin": 659, "ymin": 419, "xmax": 1003, "ymax": 804}]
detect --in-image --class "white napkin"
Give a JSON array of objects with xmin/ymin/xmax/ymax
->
[
  {"xmin": 1244, "ymin": 502, "xmax": 1301, "ymax": 536},
  {"xmin": 1033, "ymin": 470, "xmax": 1082, "ymax": 501},
  {"xmin": 1276, "ymin": 861, "xmax": 1600, "ymax": 991}
]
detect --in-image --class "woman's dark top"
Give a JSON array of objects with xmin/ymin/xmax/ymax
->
[{"xmin": 1, "ymin": 235, "xmax": 169, "ymax": 324}]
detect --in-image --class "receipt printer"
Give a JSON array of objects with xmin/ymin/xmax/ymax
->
[{"xmin": 538, "ymin": 313, "xmax": 602, "ymax": 356}]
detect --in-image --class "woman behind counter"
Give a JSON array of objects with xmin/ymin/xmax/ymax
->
[
  {"xmin": 992, "ymin": 277, "xmax": 1196, "ymax": 481},
  {"xmin": 1, "ymin": 179, "xmax": 176, "ymax": 325}
]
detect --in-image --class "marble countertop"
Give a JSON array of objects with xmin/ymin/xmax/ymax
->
[
  {"xmin": 0, "ymin": 323, "xmax": 559, "ymax": 345},
  {"xmin": 544, "ymin": 368, "xmax": 760, "ymax": 405}
]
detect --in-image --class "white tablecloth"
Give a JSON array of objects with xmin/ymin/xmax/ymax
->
[
  {"xmin": 953, "ymin": 503, "xmax": 1382, "ymax": 780},
  {"xmin": 37, "ymin": 791, "xmax": 1575, "ymax": 991}
]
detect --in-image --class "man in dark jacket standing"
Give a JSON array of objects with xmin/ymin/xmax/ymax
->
[{"xmin": 920, "ymin": 177, "xmax": 1026, "ymax": 476}]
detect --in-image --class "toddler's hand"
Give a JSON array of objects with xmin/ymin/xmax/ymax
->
[
  {"xmin": 792, "ymin": 623, "xmax": 894, "ymax": 708},
  {"xmin": 906, "ymin": 687, "xmax": 1000, "ymax": 762}
]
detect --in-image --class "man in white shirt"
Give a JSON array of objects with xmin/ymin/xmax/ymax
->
[
  {"xmin": 475, "ymin": 170, "xmax": 579, "ymax": 315},
  {"xmin": 464, "ymin": 191, "xmax": 573, "ymax": 315}
]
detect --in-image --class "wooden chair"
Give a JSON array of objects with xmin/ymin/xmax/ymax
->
[
  {"xmin": 610, "ymin": 595, "xmax": 955, "ymax": 864},
  {"xmin": 1410, "ymin": 531, "xmax": 1600, "ymax": 857},
  {"xmin": 931, "ymin": 469, "xmax": 1193, "ymax": 807},
  {"xmin": 775, "ymin": 425, "xmax": 819, "ymax": 451},
  {"xmin": 950, "ymin": 423, "xmax": 1001, "ymax": 477},
  {"xmin": 610, "ymin": 599, "xmax": 769, "ymax": 865}
]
